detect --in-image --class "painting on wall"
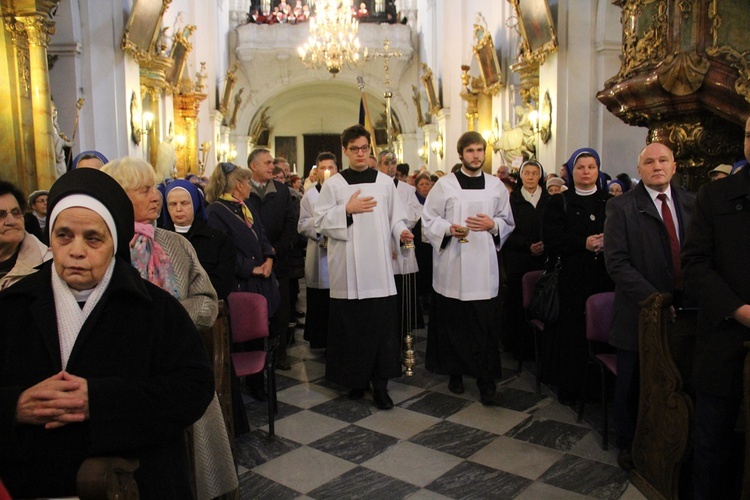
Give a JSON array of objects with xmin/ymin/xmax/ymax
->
[
  {"xmin": 275, "ymin": 136, "xmax": 297, "ymax": 169},
  {"xmin": 510, "ymin": 0, "xmax": 558, "ymax": 64}
]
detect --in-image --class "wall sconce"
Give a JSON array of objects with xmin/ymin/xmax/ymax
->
[
  {"xmin": 173, "ymin": 134, "xmax": 186, "ymax": 151},
  {"xmin": 418, "ymin": 146, "xmax": 429, "ymax": 164},
  {"xmin": 431, "ymin": 133, "xmax": 444, "ymax": 159},
  {"xmin": 527, "ymin": 91, "xmax": 553, "ymax": 144},
  {"xmin": 482, "ymin": 117, "xmax": 502, "ymax": 154},
  {"xmin": 227, "ymin": 144, "xmax": 238, "ymax": 162},
  {"xmin": 217, "ymin": 142, "xmax": 230, "ymax": 162},
  {"xmin": 198, "ymin": 141, "xmax": 211, "ymax": 175},
  {"xmin": 130, "ymin": 92, "xmax": 154, "ymax": 146}
]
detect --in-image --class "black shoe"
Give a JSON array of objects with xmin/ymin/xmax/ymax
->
[
  {"xmin": 479, "ymin": 388, "xmax": 502, "ymax": 406},
  {"xmin": 294, "ymin": 310, "xmax": 305, "ymax": 318},
  {"xmin": 557, "ymin": 390, "xmax": 577, "ymax": 407},
  {"xmin": 448, "ymin": 376, "xmax": 465, "ymax": 394},
  {"xmin": 276, "ymin": 356, "xmax": 291, "ymax": 371},
  {"xmin": 348, "ymin": 388, "xmax": 366, "ymax": 400},
  {"xmin": 373, "ymin": 389, "xmax": 394, "ymax": 410},
  {"xmin": 249, "ymin": 387, "xmax": 268, "ymax": 402},
  {"xmin": 617, "ymin": 449, "xmax": 635, "ymax": 471}
]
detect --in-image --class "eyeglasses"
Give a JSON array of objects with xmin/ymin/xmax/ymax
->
[
  {"xmin": 347, "ymin": 145, "xmax": 371, "ymax": 154},
  {"xmin": 0, "ymin": 208, "xmax": 23, "ymax": 222}
]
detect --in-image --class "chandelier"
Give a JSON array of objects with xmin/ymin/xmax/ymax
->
[{"xmin": 298, "ymin": 0, "xmax": 364, "ymax": 75}]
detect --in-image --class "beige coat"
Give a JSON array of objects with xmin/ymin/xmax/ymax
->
[{"xmin": 0, "ymin": 232, "xmax": 50, "ymax": 291}]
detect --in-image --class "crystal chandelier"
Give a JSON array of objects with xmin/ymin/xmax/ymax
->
[{"xmin": 298, "ymin": 0, "xmax": 363, "ymax": 75}]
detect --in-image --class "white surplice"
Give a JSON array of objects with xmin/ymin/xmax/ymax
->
[
  {"xmin": 421, "ymin": 172, "xmax": 515, "ymax": 301},
  {"xmin": 314, "ymin": 171, "xmax": 409, "ymax": 299},
  {"xmin": 298, "ymin": 186, "xmax": 329, "ymax": 289},
  {"xmin": 391, "ymin": 180, "xmax": 422, "ymax": 275}
]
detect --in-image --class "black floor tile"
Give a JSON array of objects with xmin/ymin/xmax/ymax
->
[
  {"xmin": 308, "ymin": 425, "xmax": 399, "ymax": 464},
  {"xmin": 425, "ymin": 461, "xmax": 532, "ymax": 499},
  {"xmin": 308, "ymin": 466, "xmax": 420, "ymax": 499},
  {"xmin": 539, "ymin": 454, "xmax": 629, "ymax": 498},
  {"xmin": 409, "ymin": 420, "xmax": 498, "ymax": 459}
]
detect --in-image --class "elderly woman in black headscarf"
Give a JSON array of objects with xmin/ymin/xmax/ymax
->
[
  {"xmin": 541, "ymin": 148, "xmax": 613, "ymax": 405},
  {"xmin": 501, "ymin": 160, "xmax": 549, "ymax": 360},
  {"xmin": 0, "ymin": 168, "xmax": 214, "ymax": 498}
]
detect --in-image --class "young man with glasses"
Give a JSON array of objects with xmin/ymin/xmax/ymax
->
[{"xmin": 314, "ymin": 125, "xmax": 413, "ymax": 409}]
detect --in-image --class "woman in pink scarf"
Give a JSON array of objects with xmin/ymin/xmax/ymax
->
[{"xmin": 101, "ymin": 158, "xmax": 218, "ymax": 328}]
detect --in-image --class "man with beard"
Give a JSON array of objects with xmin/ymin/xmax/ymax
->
[
  {"xmin": 421, "ymin": 131, "xmax": 515, "ymax": 405},
  {"xmin": 314, "ymin": 125, "xmax": 413, "ymax": 409}
]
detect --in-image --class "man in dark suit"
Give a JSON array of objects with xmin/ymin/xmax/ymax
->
[
  {"xmin": 683, "ymin": 117, "xmax": 750, "ymax": 499},
  {"xmin": 604, "ymin": 142, "xmax": 694, "ymax": 470},
  {"xmin": 247, "ymin": 148, "xmax": 299, "ymax": 371}
]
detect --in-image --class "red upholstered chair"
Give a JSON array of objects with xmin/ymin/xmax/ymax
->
[
  {"xmin": 577, "ymin": 291, "xmax": 617, "ymax": 450},
  {"xmin": 227, "ymin": 292, "xmax": 277, "ymax": 439},
  {"xmin": 520, "ymin": 270, "xmax": 545, "ymax": 393}
]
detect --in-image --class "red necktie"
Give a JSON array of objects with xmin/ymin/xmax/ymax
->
[{"xmin": 657, "ymin": 193, "xmax": 682, "ymax": 289}]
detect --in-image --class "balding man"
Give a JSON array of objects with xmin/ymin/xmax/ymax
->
[
  {"xmin": 604, "ymin": 142, "xmax": 695, "ymax": 470},
  {"xmin": 683, "ymin": 116, "xmax": 750, "ymax": 499}
]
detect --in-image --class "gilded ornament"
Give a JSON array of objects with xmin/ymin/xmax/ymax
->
[
  {"xmin": 656, "ymin": 52, "xmax": 709, "ymax": 96},
  {"xmin": 706, "ymin": 46, "xmax": 750, "ymax": 104}
]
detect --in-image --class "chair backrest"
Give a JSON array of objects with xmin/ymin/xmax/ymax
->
[
  {"xmin": 585, "ymin": 292, "xmax": 615, "ymax": 343},
  {"xmin": 227, "ymin": 292, "xmax": 269, "ymax": 344},
  {"xmin": 521, "ymin": 270, "xmax": 545, "ymax": 310}
]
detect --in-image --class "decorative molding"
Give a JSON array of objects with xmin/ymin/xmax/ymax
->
[
  {"xmin": 706, "ymin": 45, "xmax": 750, "ymax": 104},
  {"xmin": 6, "ymin": 21, "xmax": 32, "ymax": 97},
  {"xmin": 611, "ymin": 0, "xmax": 669, "ymax": 85},
  {"xmin": 47, "ymin": 42, "xmax": 83, "ymax": 57}
]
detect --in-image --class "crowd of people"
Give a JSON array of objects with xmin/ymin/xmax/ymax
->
[
  {"xmin": 247, "ymin": 0, "xmax": 399, "ymax": 26},
  {"xmin": 1, "ymin": 118, "xmax": 749, "ymax": 498}
]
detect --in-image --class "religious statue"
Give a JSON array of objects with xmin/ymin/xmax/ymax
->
[
  {"xmin": 51, "ymin": 101, "xmax": 74, "ymax": 179},
  {"xmin": 229, "ymin": 87, "xmax": 244, "ymax": 129},
  {"xmin": 195, "ymin": 62, "xmax": 208, "ymax": 92},
  {"xmin": 156, "ymin": 136, "xmax": 177, "ymax": 181},
  {"xmin": 497, "ymin": 105, "xmax": 536, "ymax": 165},
  {"xmin": 158, "ymin": 27, "xmax": 170, "ymax": 56}
]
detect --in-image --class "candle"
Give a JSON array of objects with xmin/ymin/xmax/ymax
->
[{"xmin": 323, "ymin": 169, "xmax": 331, "ymax": 181}]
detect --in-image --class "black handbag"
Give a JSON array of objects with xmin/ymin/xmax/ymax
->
[{"xmin": 529, "ymin": 257, "xmax": 561, "ymax": 324}]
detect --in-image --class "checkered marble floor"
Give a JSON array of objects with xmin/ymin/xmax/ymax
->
[{"xmin": 235, "ymin": 318, "xmax": 646, "ymax": 499}]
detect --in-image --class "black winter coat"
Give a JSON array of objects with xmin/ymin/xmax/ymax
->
[
  {"xmin": 683, "ymin": 166, "xmax": 750, "ymax": 398},
  {"xmin": 0, "ymin": 259, "xmax": 214, "ymax": 499},
  {"xmin": 502, "ymin": 188, "xmax": 549, "ymax": 275}
]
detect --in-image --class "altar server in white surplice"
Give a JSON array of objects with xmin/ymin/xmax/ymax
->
[
  {"xmin": 422, "ymin": 131, "xmax": 515, "ymax": 406},
  {"xmin": 314, "ymin": 125, "xmax": 413, "ymax": 410},
  {"xmin": 376, "ymin": 151, "xmax": 425, "ymax": 333},
  {"xmin": 298, "ymin": 152, "xmax": 338, "ymax": 349}
]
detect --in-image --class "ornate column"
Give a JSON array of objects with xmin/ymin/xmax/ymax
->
[
  {"xmin": 598, "ymin": 0, "xmax": 750, "ymax": 189},
  {"xmin": 1, "ymin": 2, "xmax": 59, "ymax": 192},
  {"xmin": 174, "ymin": 84, "xmax": 207, "ymax": 177}
]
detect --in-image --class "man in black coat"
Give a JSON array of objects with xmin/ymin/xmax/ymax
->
[
  {"xmin": 247, "ymin": 148, "xmax": 299, "ymax": 370},
  {"xmin": 682, "ymin": 117, "xmax": 750, "ymax": 499},
  {"xmin": 604, "ymin": 142, "xmax": 694, "ymax": 470}
]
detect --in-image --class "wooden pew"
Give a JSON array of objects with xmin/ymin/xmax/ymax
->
[
  {"xmin": 199, "ymin": 300, "xmax": 236, "ymax": 458},
  {"xmin": 630, "ymin": 293, "xmax": 693, "ymax": 500},
  {"xmin": 76, "ymin": 457, "xmax": 139, "ymax": 499}
]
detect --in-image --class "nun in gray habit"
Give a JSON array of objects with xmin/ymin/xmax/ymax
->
[{"xmin": 0, "ymin": 168, "xmax": 214, "ymax": 498}]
